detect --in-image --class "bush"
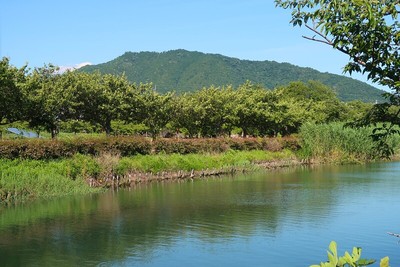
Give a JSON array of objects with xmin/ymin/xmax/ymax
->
[
  {"xmin": 0, "ymin": 136, "xmax": 298, "ymax": 160},
  {"xmin": 0, "ymin": 137, "xmax": 152, "ymax": 160},
  {"xmin": 152, "ymin": 138, "xmax": 284, "ymax": 154},
  {"xmin": 153, "ymin": 138, "xmax": 231, "ymax": 154}
]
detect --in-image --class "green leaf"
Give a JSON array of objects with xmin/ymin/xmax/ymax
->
[
  {"xmin": 356, "ymin": 258, "xmax": 376, "ymax": 266},
  {"xmin": 328, "ymin": 241, "xmax": 338, "ymax": 257},
  {"xmin": 352, "ymin": 247, "xmax": 361, "ymax": 262},
  {"xmin": 327, "ymin": 241, "xmax": 338, "ymax": 265},
  {"xmin": 343, "ymin": 251, "xmax": 355, "ymax": 265},
  {"xmin": 379, "ymin": 256, "xmax": 389, "ymax": 267}
]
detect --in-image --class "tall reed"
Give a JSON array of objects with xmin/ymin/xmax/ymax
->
[{"xmin": 299, "ymin": 122, "xmax": 400, "ymax": 163}]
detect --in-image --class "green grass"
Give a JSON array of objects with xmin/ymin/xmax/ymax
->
[
  {"xmin": 298, "ymin": 122, "xmax": 400, "ymax": 163},
  {"xmin": 4, "ymin": 121, "xmax": 400, "ymax": 205},
  {"xmin": 0, "ymin": 150, "xmax": 297, "ymax": 204},
  {"xmin": 0, "ymin": 157, "xmax": 102, "ymax": 204},
  {"xmin": 115, "ymin": 149, "xmax": 296, "ymax": 174}
]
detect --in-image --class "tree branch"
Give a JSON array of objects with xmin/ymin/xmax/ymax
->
[
  {"xmin": 304, "ymin": 24, "xmax": 333, "ymax": 45},
  {"xmin": 302, "ymin": 24, "xmax": 367, "ymax": 67},
  {"xmin": 302, "ymin": 35, "xmax": 332, "ymax": 45}
]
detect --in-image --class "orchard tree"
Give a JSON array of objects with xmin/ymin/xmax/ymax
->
[
  {"xmin": 234, "ymin": 81, "xmax": 276, "ymax": 137},
  {"xmin": 0, "ymin": 58, "xmax": 27, "ymax": 125},
  {"xmin": 275, "ymin": 0, "xmax": 400, "ymax": 156},
  {"xmin": 134, "ymin": 85, "xmax": 174, "ymax": 139},
  {"xmin": 272, "ymin": 81, "xmax": 345, "ymax": 135},
  {"xmin": 76, "ymin": 72, "xmax": 130, "ymax": 136},
  {"xmin": 24, "ymin": 64, "xmax": 74, "ymax": 138},
  {"xmin": 120, "ymin": 82, "xmax": 153, "ymax": 126},
  {"xmin": 192, "ymin": 86, "xmax": 236, "ymax": 137},
  {"xmin": 171, "ymin": 92, "xmax": 203, "ymax": 137},
  {"xmin": 277, "ymin": 81, "xmax": 344, "ymax": 123},
  {"xmin": 56, "ymin": 71, "xmax": 102, "ymax": 134},
  {"xmin": 93, "ymin": 73, "xmax": 129, "ymax": 135}
]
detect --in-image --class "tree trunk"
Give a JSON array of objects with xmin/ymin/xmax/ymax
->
[
  {"xmin": 51, "ymin": 128, "xmax": 57, "ymax": 139},
  {"xmin": 104, "ymin": 120, "xmax": 112, "ymax": 136},
  {"xmin": 242, "ymin": 128, "xmax": 248, "ymax": 138},
  {"xmin": 151, "ymin": 131, "xmax": 157, "ymax": 141}
]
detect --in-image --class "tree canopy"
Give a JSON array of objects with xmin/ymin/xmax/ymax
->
[
  {"xmin": 0, "ymin": 57, "xmax": 373, "ymax": 139},
  {"xmin": 275, "ymin": 0, "xmax": 400, "ymax": 156},
  {"xmin": 0, "ymin": 58, "xmax": 26, "ymax": 124},
  {"xmin": 275, "ymin": 0, "xmax": 399, "ymax": 91}
]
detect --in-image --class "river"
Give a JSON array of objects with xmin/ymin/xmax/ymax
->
[{"xmin": 1, "ymin": 162, "xmax": 400, "ymax": 266}]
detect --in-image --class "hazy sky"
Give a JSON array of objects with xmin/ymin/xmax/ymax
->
[{"xmin": 0, "ymin": 0, "xmax": 385, "ymax": 89}]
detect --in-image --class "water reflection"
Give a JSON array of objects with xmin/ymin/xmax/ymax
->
[{"xmin": 1, "ymin": 162, "xmax": 399, "ymax": 266}]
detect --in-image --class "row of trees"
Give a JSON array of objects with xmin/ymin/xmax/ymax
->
[{"xmin": 1, "ymin": 57, "xmax": 372, "ymax": 139}]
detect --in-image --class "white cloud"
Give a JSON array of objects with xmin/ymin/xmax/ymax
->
[
  {"xmin": 58, "ymin": 62, "xmax": 92, "ymax": 73},
  {"xmin": 75, "ymin": 62, "xmax": 92, "ymax": 69}
]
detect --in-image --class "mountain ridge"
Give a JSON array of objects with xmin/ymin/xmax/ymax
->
[{"xmin": 79, "ymin": 49, "xmax": 385, "ymax": 102}]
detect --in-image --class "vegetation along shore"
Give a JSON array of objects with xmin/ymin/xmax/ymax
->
[
  {"xmin": 1, "ymin": 123, "xmax": 399, "ymax": 205},
  {"xmin": 1, "ymin": 57, "xmax": 400, "ymax": 205}
]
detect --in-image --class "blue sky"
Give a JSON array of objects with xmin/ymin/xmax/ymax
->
[{"xmin": 0, "ymin": 0, "xmax": 385, "ymax": 89}]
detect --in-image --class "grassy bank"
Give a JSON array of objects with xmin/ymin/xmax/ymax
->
[
  {"xmin": 0, "ymin": 158, "xmax": 101, "ymax": 204},
  {"xmin": 299, "ymin": 122, "xmax": 400, "ymax": 163},
  {"xmin": 0, "ymin": 149, "xmax": 298, "ymax": 205},
  {"xmin": 1, "ymin": 122, "xmax": 400, "ymax": 205},
  {"xmin": 115, "ymin": 149, "xmax": 295, "ymax": 174}
]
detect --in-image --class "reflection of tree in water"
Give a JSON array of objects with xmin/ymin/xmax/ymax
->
[{"xmin": 0, "ymin": 165, "xmax": 377, "ymax": 265}]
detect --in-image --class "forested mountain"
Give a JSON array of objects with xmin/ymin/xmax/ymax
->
[{"xmin": 80, "ymin": 49, "xmax": 384, "ymax": 102}]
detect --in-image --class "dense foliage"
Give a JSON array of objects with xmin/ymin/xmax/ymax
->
[
  {"xmin": 275, "ymin": 0, "xmax": 399, "ymax": 91},
  {"xmin": 299, "ymin": 122, "xmax": 400, "ymax": 162},
  {"xmin": 275, "ymin": 0, "xmax": 400, "ymax": 157},
  {"xmin": 79, "ymin": 49, "xmax": 384, "ymax": 102},
  {"xmin": 0, "ymin": 58, "xmax": 27, "ymax": 124},
  {"xmin": 1, "ymin": 57, "xmax": 374, "ymax": 140}
]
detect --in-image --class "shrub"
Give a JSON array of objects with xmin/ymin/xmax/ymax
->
[
  {"xmin": 153, "ymin": 138, "xmax": 230, "ymax": 154},
  {"xmin": 0, "ymin": 136, "xmax": 298, "ymax": 160}
]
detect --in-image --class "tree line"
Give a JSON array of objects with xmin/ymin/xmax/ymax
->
[
  {"xmin": 1, "ymin": 57, "xmax": 372, "ymax": 139},
  {"xmin": 80, "ymin": 50, "xmax": 384, "ymax": 103}
]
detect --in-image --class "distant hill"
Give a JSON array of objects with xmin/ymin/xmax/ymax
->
[{"xmin": 80, "ymin": 49, "xmax": 385, "ymax": 102}]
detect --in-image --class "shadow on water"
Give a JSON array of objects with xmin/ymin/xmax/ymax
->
[{"xmin": 0, "ymin": 162, "xmax": 399, "ymax": 266}]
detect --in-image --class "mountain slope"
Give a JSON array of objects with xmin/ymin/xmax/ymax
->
[{"xmin": 80, "ymin": 49, "xmax": 385, "ymax": 102}]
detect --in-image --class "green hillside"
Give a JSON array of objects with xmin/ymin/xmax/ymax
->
[{"xmin": 80, "ymin": 49, "xmax": 385, "ymax": 102}]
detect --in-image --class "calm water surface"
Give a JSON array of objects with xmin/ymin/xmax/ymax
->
[{"xmin": 1, "ymin": 162, "xmax": 400, "ymax": 266}]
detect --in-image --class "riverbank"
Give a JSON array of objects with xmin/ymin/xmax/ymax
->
[
  {"xmin": 0, "ymin": 149, "xmax": 302, "ymax": 205},
  {"xmin": 2, "ymin": 122, "xmax": 400, "ymax": 205},
  {"xmin": 92, "ymin": 157, "xmax": 307, "ymax": 188},
  {"xmin": 1, "ymin": 149, "xmax": 398, "ymax": 205}
]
